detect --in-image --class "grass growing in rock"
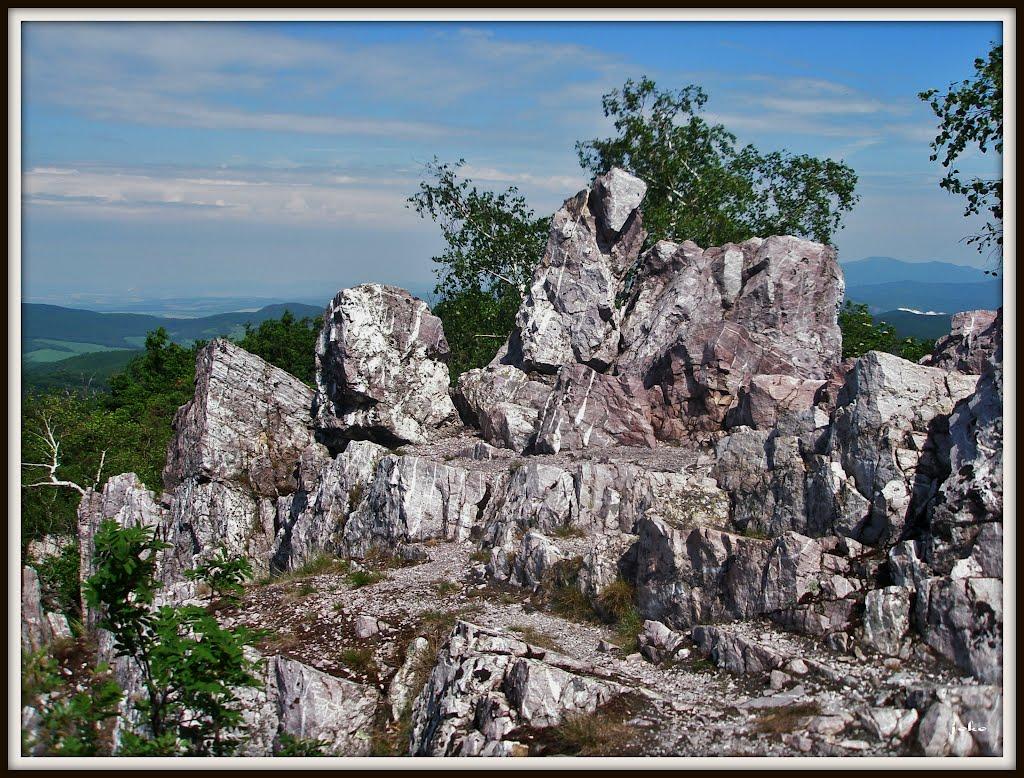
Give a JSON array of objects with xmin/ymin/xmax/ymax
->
[
  {"xmin": 432, "ymin": 579, "xmax": 460, "ymax": 596},
  {"xmin": 268, "ymin": 555, "xmax": 351, "ymax": 584},
  {"xmin": 753, "ymin": 702, "xmax": 822, "ymax": 735},
  {"xmin": 552, "ymin": 524, "xmax": 587, "ymax": 540},
  {"xmin": 510, "ymin": 695, "xmax": 646, "ymax": 756},
  {"xmin": 595, "ymin": 579, "xmax": 644, "ymax": 651},
  {"xmin": 338, "ymin": 646, "xmax": 378, "ymax": 680},
  {"xmin": 510, "ymin": 625, "xmax": 562, "ymax": 652},
  {"xmin": 538, "ymin": 557, "xmax": 599, "ymax": 623},
  {"xmin": 347, "ymin": 570, "xmax": 385, "ymax": 588}
]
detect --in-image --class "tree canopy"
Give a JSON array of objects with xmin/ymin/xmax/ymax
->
[
  {"xmin": 576, "ymin": 76, "xmax": 860, "ymax": 247},
  {"xmin": 408, "ymin": 158, "xmax": 550, "ymax": 378},
  {"xmin": 919, "ymin": 43, "xmax": 1003, "ymax": 260}
]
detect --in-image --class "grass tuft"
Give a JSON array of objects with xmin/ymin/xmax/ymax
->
[
  {"xmin": 347, "ymin": 569, "xmax": 385, "ymax": 588},
  {"xmin": 754, "ymin": 702, "xmax": 822, "ymax": 734}
]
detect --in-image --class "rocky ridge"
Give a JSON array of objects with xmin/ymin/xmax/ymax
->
[{"xmin": 23, "ymin": 168, "xmax": 1003, "ymax": 758}]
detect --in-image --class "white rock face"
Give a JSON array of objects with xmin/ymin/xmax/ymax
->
[
  {"xmin": 21, "ymin": 567, "xmax": 71, "ymax": 651},
  {"xmin": 272, "ymin": 655, "xmax": 379, "ymax": 754},
  {"xmin": 77, "ymin": 473, "xmax": 170, "ymax": 625},
  {"xmin": 533, "ymin": 364, "xmax": 656, "ymax": 453},
  {"xmin": 822, "ymin": 350, "xmax": 978, "ymax": 544},
  {"xmin": 340, "ymin": 452, "xmax": 499, "ymax": 558},
  {"xmin": 861, "ymin": 586, "xmax": 911, "ymax": 656},
  {"xmin": 453, "ymin": 365, "xmax": 552, "ymax": 452},
  {"xmin": 499, "ymin": 168, "xmax": 647, "ymax": 373},
  {"xmin": 315, "ymin": 284, "xmax": 458, "ymax": 446},
  {"xmin": 164, "ymin": 339, "xmax": 316, "ymax": 495},
  {"xmin": 408, "ymin": 621, "xmax": 626, "ymax": 756},
  {"xmin": 272, "ymin": 440, "xmax": 388, "ymax": 571}
]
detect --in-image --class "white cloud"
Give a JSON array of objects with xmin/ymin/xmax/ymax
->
[{"xmin": 22, "ymin": 164, "xmax": 424, "ymax": 226}]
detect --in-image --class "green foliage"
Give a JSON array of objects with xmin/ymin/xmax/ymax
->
[
  {"xmin": 347, "ymin": 569, "xmax": 384, "ymax": 589},
  {"xmin": 919, "ymin": 43, "xmax": 1003, "ymax": 259},
  {"xmin": 33, "ymin": 543, "xmax": 82, "ymax": 619},
  {"xmin": 21, "ymin": 312, "xmax": 322, "ymax": 551},
  {"xmin": 85, "ymin": 521, "xmax": 263, "ymax": 756},
  {"xmin": 839, "ymin": 301, "xmax": 935, "ymax": 361},
  {"xmin": 22, "ymin": 650, "xmax": 122, "ymax": 756},
  {"xmin": 235, "ymin": 309, "xmax": 322, "ymax": 386},
  {"xmin": 576, "ymin": 76, "xmax": 859, "ymax": 247},
  {"xmin": 408, "ymin": 157, "xmax": 549, "ymax": 379},
  {"xmin": 185, "ymin": 547, "xmax": 255, "ymax": 605},
  {"xmin": 276, "ymin": 732, "xmax": 328, "ymax": 756}
]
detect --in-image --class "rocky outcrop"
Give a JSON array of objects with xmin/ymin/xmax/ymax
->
[
  {"xmin": 340, "ymin": 451, "xmax": 498, "ymax": 558},
  {"xmin": 40, "ymin": 170, "xmax": 1005, "ymax": 759},
  {"xmin": 691, "ymin": 625, "xmax": 786, "ymax": 675},
  {"xmin": 271, "ymin": 440, "xmax": 388, "ymax": 571},
  {"xmin": 408, "ymin": 621, "xmax": 627, "ymax": 756},
  {"xmin": 164, "ymin": 339, "xmax": 315, "ymax": 495},
  {"xmin": 817, "ymin": 351, "xmax": 978, "ymax": 545},
  {"xmin": 908, "ymin": 685, "xmax": 1002, "ymax": 756},
  {"xmin": 498, "ymin": 168, "xmax": 646, "ymax": 374},
  {"xmin": 270, "ymin": 655, "xmax": 378, "ymax": 755},
  {"xmin": 453, "ymin": 366, "xmax": 551, "ymax": 452},
  {"xmin": 534, "ymin": 364, "xmax": 656, "ymax": 453},
  {"xmin": 21, "ymin": 567, "xmax": 71, "ymax": 651},
  {"xmin": 314, "ymin": 284, "xmax": 458, "ymax": 446},
  {"xmin": 619, "ymin": 235, "xmax": 843, "ymax": 436},
  {"xmin": 77, "ymin": 473, "xmax": 169, "ymax": 623},
  {"xmin": 922, "ymin": 309, "xmax": 1000, "ymax": 375},
  {"xmin": 635, "ymin": 522, "xmax": 868, "ymax": 638}
]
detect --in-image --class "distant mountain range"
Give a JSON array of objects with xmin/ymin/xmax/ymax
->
[
  {"xmin": 21, "ymin": 258, "xmax": 1003, "ymax": 391},
  {"xmin": 841, "ymin": 256, "xmax": 1001, "ymax": 316},
  {"xmin": 24, "ymin": 302, "xmax": 323, "ymax": 352}
]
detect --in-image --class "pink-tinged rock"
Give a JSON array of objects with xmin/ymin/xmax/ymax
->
[
  {"xmin": 533, "ymin": 363, "xmax": 656, "ymax": 453},
  {"xmin": 164, "ymin": 339, "xmax": 315, "ymax": 495},
  {"xmin": 728, "ymin": 374, "xmax": 827, "ymax": 430},
  {"xmin": 498, "ymin": 168, "xmax": 647, "ymax": 374},
  {"xmin": 922, "ymin": 309, "xmax": 1000, "ymax": 375}
]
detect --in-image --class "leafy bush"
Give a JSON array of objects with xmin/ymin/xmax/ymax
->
[
  {"xmin": 33, "ymin": 543, "xmax": 81, "ymax": 620},
  {"xmin": 184, "ymin": 547, "xmax": 254, "ymax": 605},
  {"xmin": 839, "ymin": 301, "xmax": 935, "ymax": 361},
  {"xmin": 85, "ymin": 520, "xmax": 264, "ymax": 756},
  {"xmin": 276, "ymin": 732, "xmax": 328, "ymax": 756},
  {"xmin": 21, "ymin": 650, "xmax": 122, "ymax": 756}
]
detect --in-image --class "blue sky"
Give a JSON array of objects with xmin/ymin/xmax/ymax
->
[{"xmin": 21, "ymin": 19, "xmax": 1003, "ymax": 305}]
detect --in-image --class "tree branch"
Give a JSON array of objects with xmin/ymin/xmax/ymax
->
[{"xmin": 20, "ymin": 413, "xmax": 92, "ymax": 496}]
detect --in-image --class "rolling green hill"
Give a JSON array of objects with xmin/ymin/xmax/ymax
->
[
  {"xmin": 22, "ymin": 302, "xmax": 324, "ymax": 393},
  {"xmin": 23, "ymin": 302, "xmax": 324, "ymax": 351},
  {"xmin": 22, "ymin": 349, "xmax": 141, "ymax": 393}
]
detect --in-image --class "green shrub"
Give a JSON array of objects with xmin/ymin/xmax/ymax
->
[
  {"xmin": 276, "ymin": 732, "xmax": 328, "ymax": 756},
  {"xmin": 85, "ymin": 520, "xmax": 264, "ymax": 756},
  {"xmin": 184, "ymin": 547, "xmax": 254, "ymax": 605}
]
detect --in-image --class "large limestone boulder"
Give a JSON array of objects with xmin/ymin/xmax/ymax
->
[
  {"xmin": 498, "ymin": 167, "xmax": 647, "ymax": 374},
  {"xmin": 164, "ymin": 339, "xmax": 315, "ymax": 495},
  {"xmin": 618, "ymin": 235, "xmax": 843, "ymax": 437},
  {"xmin": 340, "ymin": 451, "xmax": 499, "ymax": 558},
  {"xmin": 314, "ymin": 284, "xmax": 458, "ymax": 447},
  {"xmin": 635, "ymin": 521, "xmax": 866, "ymax": 637},
  {"xmin": 271, "ymin": 440, "xmax": 388, "ymax": 572},
  {"xmin": 819, "ymin": 350, "xmax": 978, "ymax": 545},
  {"xmin": 533, "ymin": 364, "xmax": 656, "ymax": 453},
  {"xmin": 922, "ymin": 309, "xmax": 1000, "ymax": 375},
  {"xmin": 453, "ymin": 365, "xmax": 552, "ymax": 452},
  {"xmin": 21, "ymin": 567, "xmax": 71, "ymax": 651},
  {"xmin": 408, "ymin": 621, "xmax": 627, "ymax": 756},
  {"xmin": 271, "ymin": 655, "xmax": 379, "ymax": 755}
]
